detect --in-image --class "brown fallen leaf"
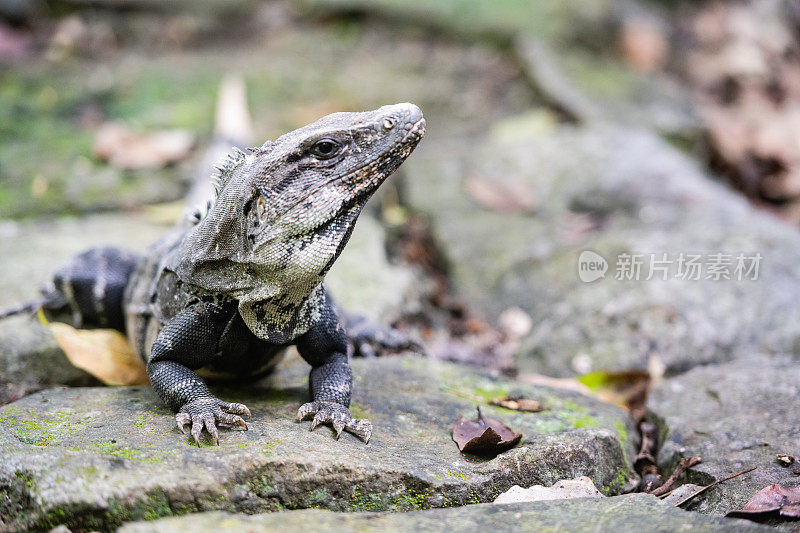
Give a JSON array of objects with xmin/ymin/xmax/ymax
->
[
  {"xmin": 452, "ymin": 407, "xmax": 522, "ymax": 455},
  {"xmin": 464, "ymin": 174, "xmax": 538, "ymax": 215},
  {"xmin": 47, "ymin": 320, "xmax": 148, "ymax": 386},
  {"xmin": 0, "ymin": 22, "xmax": 33, "ymax": 63},
  {"xmin": 490, "ymin": 395, "xmax": 544, "ymax": 413},
  {"xmin": 618, "ymin": 16, "xmax": 669, "ymax": 73},
  {"xmin": 726, "ymin": 484, "xmax": 800, "ymax": 520},
  {"xmin": 93, "ymin": 122, "xmax": 194, "ymax": 170},
  {"xmin": 777, "ymin": 454, "xmax": 796, "ymax": 466}
]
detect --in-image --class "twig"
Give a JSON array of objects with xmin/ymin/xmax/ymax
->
[
  {"xmin": 634, "ymin": 421, "xmax": 661, "ymax": 492},
  {"xmin": 649, "ymin": 456, "xmax": 701, "ymax": 496},
  {"xmin": 674, "ymin": 467, "xmax": 757, "ymax": 507}
]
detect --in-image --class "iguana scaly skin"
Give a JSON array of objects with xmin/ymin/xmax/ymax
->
[{"xmin": 5, "ymin": 103, "xmax": 425, "ymax": 445}]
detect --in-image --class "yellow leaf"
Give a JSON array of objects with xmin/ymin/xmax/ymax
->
[{"xmin": 48, "ymin": 322, "xmax": 149, "ymax": 386}]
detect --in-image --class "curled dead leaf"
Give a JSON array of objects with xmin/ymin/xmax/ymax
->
[
  {"xmin": 618, "ymin": 16, "xmax": 669, "ymax": 73},
  {"xmin": 464, "ymin": 174, "xmax": 538, "ymax": 215},
  {"xmin": 777, "ymin": 454, "xmax": 796, "ymax": 466},
  {"xmin": 451, "ymin": 407, "xmax": 522, "ymax": 455},
  {"xmin": 94, "ymin": 122, "xmax": 194, "ymax": 170},
  {"xmin": 490, "ymin": 395, "xmax": 544, "ymax": 413},
  {"xmin": 47, "ymin": 320, "xmax": 148, "ymax": 386},
  {"xmin": 726, "ymin": 484, "xmax": 800, "ymax": 520}
]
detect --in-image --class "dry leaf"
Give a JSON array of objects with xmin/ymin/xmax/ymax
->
[
  {"xmin": 451, "ymin": 407, "xmax": 522, "ymax": 455},
  {"xmin": 48, "ymin": 322, "xmax": 149, "ymax": 386},
  {"xmin": 494, "ymin": 476, "xmax": 604, "ymax": 504},
  {"xmin": 726, "ymin": 484, "xmax": 800, "ymax": 520},
  {"xmin": 465, "ymin": 175, "xmax": 538, "ymax": 215},
  {"xmin": 777, "ymin": 454, "xmax": 796, "ymax": 466},
  {"xmin": 0, "ymin": 22, "xmax": 33, "ymax": 62},
  {"xmin": 619, "ymin": 17, "xmax": 668, "ymax": 73},
  {"xmin": 490, "ymin": 395, "xmax": 544, "ymax": 413},
  {"xmin": 94, "ymin": 122, "xmax": 194, "ymax": 169}
]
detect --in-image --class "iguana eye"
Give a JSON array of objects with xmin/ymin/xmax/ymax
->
[
  {"xmin": 309, "ymin": 139, "xmax": 341, "ymax": 159},
  {"xmin": 256, "ymin": 195, "xmax": 267, "ymax": 222}
]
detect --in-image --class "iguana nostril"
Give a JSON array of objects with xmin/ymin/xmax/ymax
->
[{"xmin": 382, "ymin": 118, "xmax": 394, "ymax": 130}]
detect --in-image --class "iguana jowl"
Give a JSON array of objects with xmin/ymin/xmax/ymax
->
[{"xmin": 5, "ymin": 103, "xmax": 425, "ymax": 445}]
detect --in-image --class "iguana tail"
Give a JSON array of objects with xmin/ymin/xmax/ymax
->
[
  {"xmin": 184, "ymin": 74, "xmax": 254, "ymax": 217},
  {"xmin": 0, "ymin": 247, "xmax": 139, "ymax": 332},
  {"xmin": 0, "ymin": 298, "xmax": 50, "ymax": 320}
]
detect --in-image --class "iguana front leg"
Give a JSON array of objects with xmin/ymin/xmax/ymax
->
[
  {"xmin": 296, "ymin": 295, "xmax": 373, "ymax": 443},
  {"xmin": 147, "ymin": 300, "xmax": 250, "ymax": 445}
]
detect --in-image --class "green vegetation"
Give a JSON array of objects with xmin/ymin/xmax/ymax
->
[
  {"xmin": 0, "ymin": 409, "xmax": 84, "ymax": 446},
  {"xmin": 90, "ymin": 441, "xmax": 173, "ymax": 464}
]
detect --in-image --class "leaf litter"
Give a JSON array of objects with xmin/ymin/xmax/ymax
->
[
  {"xmin": 726, "ymin": 484, "xmax": 800, "ymax": 521},
  {"xmin": 451, "ymin": 407, "xmax": 522, "ymax": 455}
]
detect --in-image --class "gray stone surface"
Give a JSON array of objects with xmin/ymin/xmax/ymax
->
[
  {"xmin": 326, "ymin": 214, "xmax": 416, "ymax": 322},
  {"xmin": 119, "ymin": 494, "xmax": 770, "ymax": 533},
  {"xmin": 515, "ymin": 37, "xmax": 700, "ymax": 140},
  {"xmin": 0, "ymin": 355, "xmax": 635, "ymax": 531},
  {"xmin": 650, "ymin": 355, "xmax": 800, "ymax": 516},
  {"xmin": 404, "ymin": 123, "xmax": 800, "ymax": 376}
]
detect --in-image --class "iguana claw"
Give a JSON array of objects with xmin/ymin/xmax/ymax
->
[
  {"xmin": 297, "ymin": 401, "xmax": 372, "ymax": 443},
  {"xmin": 177, "ymin": 398, "xmax": 250, "ymax": 446}
]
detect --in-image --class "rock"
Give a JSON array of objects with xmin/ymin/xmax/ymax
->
[
  {"xmin": 493, "ymin": 475, "xmax": 603, "ymax": 504},
  {"xmin": 0, "ymin": 317, "xmax": 97, "ymax": 402},
  {"xmin": 661, "ymin": 483, "xmax": 704, "ymax": 506},
  {"xmin": 515, "ymin": 37, "xmax": 700, "ymax": 140},
  {"xmin": 325, "ymin": 214, "xmax": 416, "ymax": 322},
  {"xmin": 118, "ymin": 494, "xmax": 771, "ymax": 533},
  {"xmin": 403, "ymin": 124, "xmax": 800, "ymax": 376},
  {"xmin": 295, "ymin": 0, "xmax": 617, "ymax": 44},
  {"xmin": 299, "ymin": 0, "xmax": 699, "ymax": 141},
  {"xmin": 0, "ymin": 356, "xmax": 636, "ymax": 531},
  {"xmin": 650, "ymin": 356, "xmax": 800, "ymax": 516}
]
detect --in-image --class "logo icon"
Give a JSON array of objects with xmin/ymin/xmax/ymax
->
[{"xmin": 578, "ymin": 250, "xmax": 608, "ymax": 283}]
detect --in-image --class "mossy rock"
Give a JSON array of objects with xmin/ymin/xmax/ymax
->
[{"xmin": 0, "ymin": 355, "xmax": 635, "ymax": 531}]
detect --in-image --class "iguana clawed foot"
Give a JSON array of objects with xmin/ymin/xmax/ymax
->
[
  {"xmin": 345, "ymin": 313, "xmax": 421, "ymax": 358},
  {"xmin": 176, "ymin": 398, "xmax": 251, "ymax": 446},
  {"xmin": 297, "ymin": 401, "xmax": 372, "ymax": 443}
]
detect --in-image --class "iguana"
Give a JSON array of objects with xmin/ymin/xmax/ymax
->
[{"xmin": 0, "ymin": 103, "xmax": 425, "ymax": 445}]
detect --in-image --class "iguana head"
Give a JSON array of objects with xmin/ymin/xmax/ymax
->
[{"xmin": 172, "ymin": 103, "xmax": 425, "ymax": 302}]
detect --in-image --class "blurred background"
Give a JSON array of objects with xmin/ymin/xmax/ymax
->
[
  {"xmin": 3, "ymin": 0, "xmax": 800, "ymax": 382},
  {"xmin": 1, "ymin": 0, "xmax": 798, "ymax": 220}
]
